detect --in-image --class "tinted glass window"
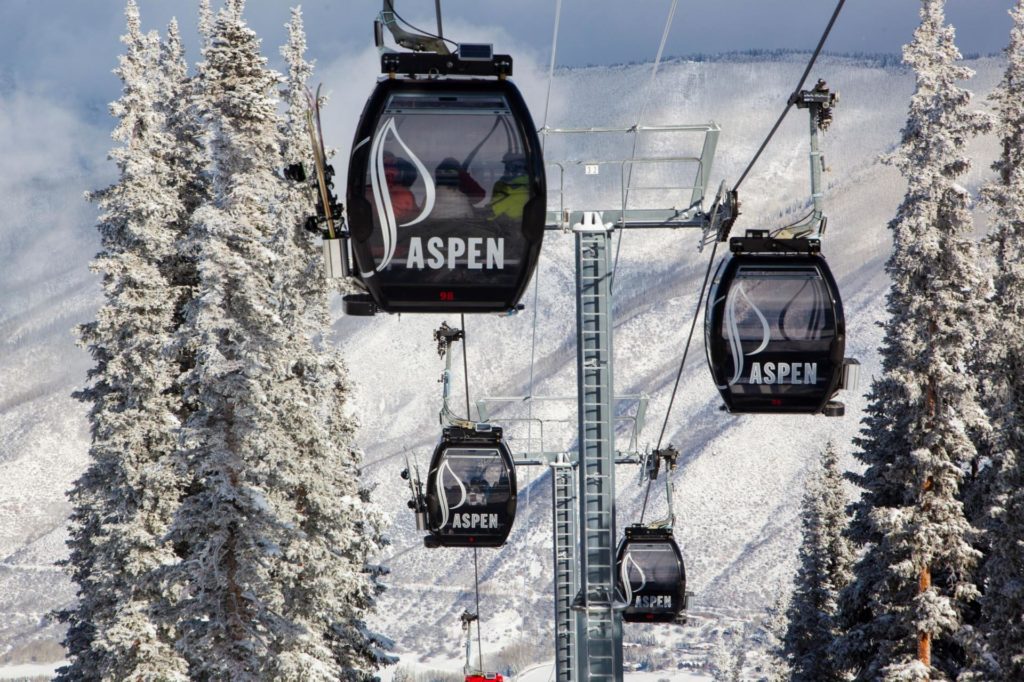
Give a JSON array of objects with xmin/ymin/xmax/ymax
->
[
  {"xmin": 433, "ymin": 448, "xmax": 512, "ymax": 531},
  {"xmin": 713, "ymin": 263, "xmax": 838, "ymax": 400},
  {"xmin": 722, "ymin": 267, "xmax": 835, "ymax": 345},
  {"xmin": 621, "ymin": 541, "xmax": 681, "ymax": 607},
  {"xmin": 358, "ymin": 92, "xmax": 535, "ymax": 295}
]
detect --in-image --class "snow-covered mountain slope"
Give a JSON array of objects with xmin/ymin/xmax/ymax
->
[
  {"xmin": 0, "ymin": 55, "xmax": 1004, "ymax": 673},
  {"xmin": 0, "ymin": 90, "xmax": 110, "ymax": 656}
]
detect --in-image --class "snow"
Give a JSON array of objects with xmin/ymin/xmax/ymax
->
[
  {"xmin": 0, "ymin": 661, "xmax": 64, "ymax": 680},
  {"xmin": 0, "ymin": 53, "xmax": 1007, "ymax": 674}
]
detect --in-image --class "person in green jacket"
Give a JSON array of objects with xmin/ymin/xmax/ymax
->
[{"xmin": 490, "ymin": 152, "xmax": 530, "ymax": 226}]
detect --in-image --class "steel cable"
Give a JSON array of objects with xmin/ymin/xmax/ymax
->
[{"xmin": 732, "ymin": 0, "xmax": 846, "ymax": 193}]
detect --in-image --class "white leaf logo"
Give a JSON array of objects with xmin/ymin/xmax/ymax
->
[
  {"xmin": 364, "ymin": 117, "xmax": 436, "ymax": 277},
  {"xmin": 434, "ymin": 459, "xmax": 467, "ymax": 531},
  {"xmin": 620, "ymin": 551, "xmax": 647, "ymax": 605},
  {"xmin": 724, "ymin": 281, "xmax": 771, "ymax": 386}
]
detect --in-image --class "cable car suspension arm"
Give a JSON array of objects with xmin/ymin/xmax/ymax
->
[
  {"xmin": 785, "ymin": 79, "xmax": 838, "ymax": 238},
  {"xmin": 728, "ymin": 0, "xmax": 845, "ymax": 199},
  {"xmin": 639, "ymin": 444, "xmax": 680, "ymax": 526},
  {"xmin": 377, "ymin": 0, "xmax": 452, "ymax": 55},
  {"xmin": 435, "ymin": 322, "xmax": 475, "ymax": 430}
]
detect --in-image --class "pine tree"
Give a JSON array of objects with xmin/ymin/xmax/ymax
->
[
  {"xmin": 198, "ymin": 0, "xmax": 214, "ymax": 49},
  {"xmin": 968, "ymin": 2, "xmax": 1024, "ymax": 678},
  {"xmin": 761, "ymin": 594, "xmax": 793, "ymax": 682},
  {"xmin": 273, "ymin": 7, "xmax": 392, "ymax": 678},
  {"xmin": 160, "ymin": 16, "xmax": 210, "ymax": 233},
  {"xmin": 164, "ymin": 3, "xmax": 387, "ymax": 678},
  {"xmin": 58, "ymin": 2, "xmax": 190, "ymax": 679},
  {"xmin": 834, "ymin": 1, "xmax": 992, "ymax": 680},
  {"xmin": 784, "ymin": 441, "xmax": 853, "ymax": 682}
]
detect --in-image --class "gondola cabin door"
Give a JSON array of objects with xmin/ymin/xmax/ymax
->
[
  {"xmin": 347, "ymin": 77, "xmax": 545, "ymax": 314},
  {"xmin": 424, "ymin": 427, "xmax": 517, "ymax": 548}
]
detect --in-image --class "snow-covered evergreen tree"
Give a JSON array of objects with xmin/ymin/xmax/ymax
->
[
  {"xmin": 967, "ymin": 2, "xmax": 1024, "ymax": 678},
  {"xmin": 164, "ymin": 2, "xmax": 387, "ymax": 678},
  {"xmin": 198, "ymin": 0, "xmax": 214, "ymax": 49},
  {"xmin": 160, "ymin": 17, "xmax": 210, "ymax": 235},
  {"xmin": 761, "ymin": 594, "xmax": 793, "ymax": 682},
  {"xmin": 835, "ymin": 1, "xmax": 991, "ymax": 680},
  {"xmin": 273, "ymin": 6, "xmax": 392, "ymax": 678},
  {"xmin": 784, "ymin": 441, "xmax": 852, "ymax": 682},
  {"xmin": 58, "ymin": 2, "xmax": 190, "ymax": 679}
]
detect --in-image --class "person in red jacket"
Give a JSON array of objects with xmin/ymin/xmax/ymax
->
[{"xmin": 382, "ymin": 151, "xmax": 420, "ymax": 223}]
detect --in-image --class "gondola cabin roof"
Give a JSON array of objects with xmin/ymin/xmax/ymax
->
[
  {"xmin": 423, "ymin": 427, "xmax": 517, "ymax": 548},
  {"xmin": 345, "ymin": 55, "xmax": 544, "ymax": 314},
  {"xmin": 705, "ymin": 236, "xmax": 846, "ymax": 414},
  {"xmin": 616, "ymin": 526, "xmax": 688, "ymax": 624}
]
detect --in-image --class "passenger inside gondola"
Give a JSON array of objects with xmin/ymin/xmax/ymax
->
[
  {"xmin": 433, "ymin": 157, "xmax": 486, "ymax": 220},
  {"xmin": 490, "ymin": 152, "xmax": 529, "ymax": 226},
  {"xmin": 382, "ymin": 151, "xmax": 420, "ymax": 223}
]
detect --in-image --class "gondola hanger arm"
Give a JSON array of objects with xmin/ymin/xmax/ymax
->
[{"xmin": 377, "ymin": 0, "xmax": 452, "ymax": 55}]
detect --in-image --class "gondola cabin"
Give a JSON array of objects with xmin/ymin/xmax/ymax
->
[
  {"xmin": 345, "ymin": 51, "xmax": 545, "ymax": 314},
  {"xmin": 465, "ymin": 674, "xmax": 503, "ymax": 682},
  {"xmin": 616, "ymin": 525, "xmax": 688, "ymax": 624},
  {"xmin": 705, "ymin": 233, "xmax": 850, "ymax": 415},
  {"xmin": 424, "ymin": 426, "xmax": 517, "ymax": 548}
]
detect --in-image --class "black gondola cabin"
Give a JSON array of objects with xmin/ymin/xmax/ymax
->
[
  {"xmin": 345, "ymin": 52, "xmax": 545, "ymax": 313},
  {"xmin": 705, "ymin": 234, "xmax": 846, "ymax": 415},
  {"xmin": 616, "ymin": 525, "xmax": 688, "ymax": 624},
  {"xmin": 424, "ymin": 426, "xmax": 517, "ymax": 548}
]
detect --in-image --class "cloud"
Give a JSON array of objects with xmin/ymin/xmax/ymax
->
[{"xmin": 0, "ymin": 89, "xmax": 109, "ymax": 308}]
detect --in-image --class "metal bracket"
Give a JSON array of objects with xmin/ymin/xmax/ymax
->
[
  {"xmin": 573, "ymin": 211, "xmax": 613, "ymax": 233},
  {"xmin": 792, "ymin": 79, "xmax": 838, "ymax": 131},
  {"xmin": 703, "ymin": 180, "xmax": 740, "ymax": 247},
  {"xmin": 378, "ymin": 0, "xmax": 451, "ymax": 55},
  {"xmin": 433, "ymin": 321, "xmax": 464, "ymax": 359}
]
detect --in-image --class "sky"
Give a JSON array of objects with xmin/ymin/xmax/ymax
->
[{"xmin": 0, "ymin": 0, "xmax": 1014, "ymax": 115}]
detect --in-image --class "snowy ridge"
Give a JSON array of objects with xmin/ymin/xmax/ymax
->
[{"xmin": 0, "ymin": 55, "xmax": 1004, "ymax": 675}]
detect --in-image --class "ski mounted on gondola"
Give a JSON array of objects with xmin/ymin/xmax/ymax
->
[{"xmin": 296, "ymin": 85, "xmax": 352, "ymax": 283}]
